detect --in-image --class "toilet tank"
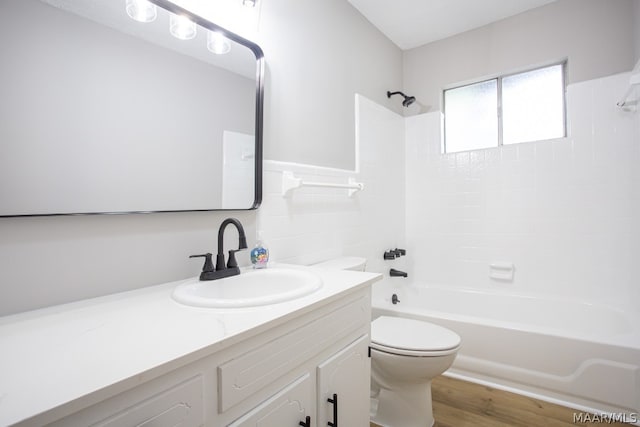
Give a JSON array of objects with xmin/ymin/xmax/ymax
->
[{"xmin": 312, "ymin": 256, "xmax": 367, "ymax": 272}]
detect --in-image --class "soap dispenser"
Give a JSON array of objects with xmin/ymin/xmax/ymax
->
[{"xmin": 250, "ymin": 232, "xmax": 269, "ymax": 269}]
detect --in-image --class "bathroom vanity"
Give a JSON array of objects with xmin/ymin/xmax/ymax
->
[{"xmin": 0, "ymin": 266, "xmax": 380, "ymax": 426}]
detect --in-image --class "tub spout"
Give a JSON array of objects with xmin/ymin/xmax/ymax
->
[{"xmin": 390, "ymin": 268, "xmax": 407, "ymax": 278}]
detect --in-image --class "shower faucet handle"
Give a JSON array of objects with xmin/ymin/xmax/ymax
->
[
  {"xmin": 384, "ymin": 248, "xmax": 406, "ymax": 260},
  {"xmin": 393, "ymin": 248, "xmax": 406, "ymax": 257}
]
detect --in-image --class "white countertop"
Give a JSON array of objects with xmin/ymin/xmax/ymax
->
[{"xmin": 0, "ymin": 264, "xmax": 381, "ymax": 426}]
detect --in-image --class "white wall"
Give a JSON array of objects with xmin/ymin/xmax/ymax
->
[
  {"xmin": 257, "ymin": 95, "xmax": 405, "ymax": 274},
  {"xmin": 404, "ymin": 0, "xmax": 637, "ymax": 111},
  {"xmin": 0, "ymin": 1, "xmax": 402, "ymax": 316},
  {"xmin": 257, "ymin": 0, "xmax": 403, "ymax": 170},
  {"xmin": 401, "ymin": 0, "xmax": 640, "ymax": 312},
  {"xmin": 635, "ymin": 0, "xmax": 640, "ymax": 62},
  {"xmin": 405, "ymin": 73, "xmax": 640, "ymax": 312}
]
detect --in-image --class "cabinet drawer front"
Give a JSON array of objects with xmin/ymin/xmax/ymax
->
[
  {"xmin": 228, "ymin": 374, "xmax": 311, "ymax": 427},
  {"xmin": 50, "ymin": 376, "xmax": 204, "ymax": 427},
  {"xmin": 219, "ymin": 295, "xmax": 368, "ymax": 412}
]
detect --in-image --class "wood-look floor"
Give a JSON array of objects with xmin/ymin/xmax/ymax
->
[{"xmin": 371, "ymin": 375, "xmax": 630, "ymax": 427}]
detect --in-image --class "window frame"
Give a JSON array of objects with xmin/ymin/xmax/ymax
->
[{"xmin": 442, "ymin": 61, "xmax": 567, "ymax": 153}]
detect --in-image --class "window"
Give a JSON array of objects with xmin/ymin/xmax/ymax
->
[{"xmin": 443, "ymin": 63, "xmax": 566, "ymax": 153}]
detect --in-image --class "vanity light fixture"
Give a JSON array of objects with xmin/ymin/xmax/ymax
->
[
  {"xmin": 125, "ymin": 0, "xmax": 157, "ymax": 23},
  {"xmin": 169, "ymin": 13, "xmax": 197, "ymax": 40},
  {"xmin": 242, "ymin": 0, "xmax": 257, "ymax": 7},
  {"xmin": 207, "ymin": 31, "xmax": 231, "ymax": 55}
]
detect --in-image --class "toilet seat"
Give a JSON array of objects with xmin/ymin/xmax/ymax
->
[
  {"xmin": 370, "ymin": 342, "xmax": 458, "ymax": 357},
  {"xmin": 371, "ymin": 316, "xmax": 461, "ymax": 357}
]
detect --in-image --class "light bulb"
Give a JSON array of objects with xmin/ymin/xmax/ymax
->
[
  {"xmin": 170, "ymin": 14, "xmax": 197, "ymax": 40},
  {"xmin": 207, "ymin": 31, "xmax": 231, "ymax": 55},
  {"xmin": 125, "ymin": 0, "xmax": 157, "ymax": 23}
]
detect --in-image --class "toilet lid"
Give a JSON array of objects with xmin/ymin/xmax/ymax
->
[{"xmin": 371, "ymin": 316, "xmax": 461, "ymax": 352}]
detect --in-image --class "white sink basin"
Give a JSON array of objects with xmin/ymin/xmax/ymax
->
[{"xmin": 172, "ymin": 268, "xmax": 323, "ymax": 308}]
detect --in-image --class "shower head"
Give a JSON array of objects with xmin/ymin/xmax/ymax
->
[
  {"xmin": 402, "ymin": 95, "xmax": 416, "ymax": 107},
  {"xmin": 387, "ymin": 91, "xmax": 416, "ymax": 107}
]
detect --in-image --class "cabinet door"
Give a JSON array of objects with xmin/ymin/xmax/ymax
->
[
  {"xmin": 229, "ymin": 374, "xmax": 312, "ymax": 427},
  {"xmin": 317, "ymin": 335, "xmax": 370, "ymax": 427}
]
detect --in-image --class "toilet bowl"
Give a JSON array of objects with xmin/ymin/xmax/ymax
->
[
  {"xmin": 370, "ymin": 316, "xmax": 460, "ymax": 427},
  {"xmin": 312, "ymin": 257, "xmax": 461, "ymax": 427}
]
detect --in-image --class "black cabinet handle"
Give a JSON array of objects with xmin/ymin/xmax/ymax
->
[
  {"xmin": 327, "ymin": 393, "xmax": 338, "ymax": 427},
  {"xmin": 299, "ymin": 415, "xmax": 311, "ymax": 427}
]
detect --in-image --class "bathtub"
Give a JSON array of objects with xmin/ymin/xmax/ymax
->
[{"xmin": 372, "ymin": 280, "xmax": 640, "ymax": 421}]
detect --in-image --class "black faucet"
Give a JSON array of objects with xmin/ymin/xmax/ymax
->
[
  {"xmin": 389, "ymin": 268, "xmax": 408, "ymax": 278},
  {"xmin": 190, "ymin": 218, "xmax": 248, "ymax": 281}
]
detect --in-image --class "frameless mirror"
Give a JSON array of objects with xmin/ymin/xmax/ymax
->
[{"xmin": 0, "ymin": 0, "xmax": 263, "ymax": 216}]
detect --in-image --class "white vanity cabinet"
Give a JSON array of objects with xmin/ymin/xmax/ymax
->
[
  {"xmin": 33, "ymin": 286, "xmax": 372, "ymax": 427},
  {"xmin": 226, "ymin": 334, "xmax": 371, "ymax": 427},
  {"xmin": 220, "ymin": 289, "xmax": 371, "ymax": 427}
]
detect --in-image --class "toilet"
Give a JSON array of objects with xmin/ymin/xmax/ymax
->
[
  {"xmin": 313, "ymin": 257, "xmax": 461, "ymax": 427},
  {"xmin": 370, "ymin": 316, "xmax": 460, "ymax": 427}
]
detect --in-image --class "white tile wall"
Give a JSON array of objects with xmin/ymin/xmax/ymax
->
[
  {"xmin": 632, "ymin": 91, "xmax": 640, "ymax": 306},
  {"xmin": 257, "ymin": 95, "xmax": 406, "ymax": 276},
  {"xmin": 406, "ymin": 72, "xmax": 640, "ymax": 312}
]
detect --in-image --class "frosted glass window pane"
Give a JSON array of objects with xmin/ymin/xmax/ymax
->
[
  {"xmin": 502, "ymin": 64, "xmax": 565, "ymax": 145},
  {"xmin": 444, "ymin": 80, "xmax": 498, "ymax": 153}
]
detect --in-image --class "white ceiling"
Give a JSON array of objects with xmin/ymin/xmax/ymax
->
[{"xmin": 347, "ymin": 0, "xmax": 558, "ymax": 50}]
